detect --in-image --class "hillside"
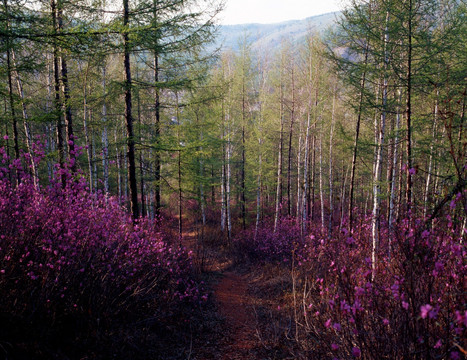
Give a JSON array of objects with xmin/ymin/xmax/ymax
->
[{"xmin": 217, "ymin": 11, "xmax": 340, "ymax": 52}]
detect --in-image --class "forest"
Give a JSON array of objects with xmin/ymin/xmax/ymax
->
[{"xmin": 0, "ymin": 0, "xmax": 465, "ymax": 359}]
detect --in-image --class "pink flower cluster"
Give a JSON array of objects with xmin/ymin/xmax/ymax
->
[
  {"xmin": 236, "ymin": 209, "xmax": 466, "ymax": 358},
  {"xmin": 0, "ymin": 144, "xmax": 206, "ymax": 355}
]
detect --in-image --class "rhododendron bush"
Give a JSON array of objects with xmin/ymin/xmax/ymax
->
[
  {"xmin": 235, "ymin": 213, "xmax": 466, "ymax": 359},
  {"xmin": 0, "ymin": 146, "xmax": 204, "ymax": 358}
]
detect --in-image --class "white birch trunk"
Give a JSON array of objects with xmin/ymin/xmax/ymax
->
[
  {"xmin": 274, "ymin": 81, "xmax": 284, "ymax": 233},
  {"xmin": 46, "ymin": 54, "xmax": 54, "ymax": 179},
  {"xmin": 301, "ymin": 38, "xmax": 313, "ymax": 233},
  {"xmin": 389, "ymin": 89, "xmax": 401, "ymax": 238},
  {"xmin": 11, "ymin": 50, "xmax": 38, "ymax": 188},
  {"xmin": 226, "ymin": 120, "xmax": 232, "ymax": 240},
  {"xmin": 255, "ymin": 57, "xmax": 267, "ymax": 238},
  {"xmin": 92, "ymin": 129, "xmax": 98, "ymax": 191},
  {"xmin": 372, "ymin": 11, "xmax": 389, "ymax": 277},
  {"xmin": 115, "ymin": 128, "xmax": 122, "ymax": 203},
  {"xmin": 221, "ymin": 161, "xmax": 226, "ymax": 232},
  {"xmin": 255, "ymin": 144, "xmax": 262, "ymax": 240},
  {"xmin": 79, "ymin": 61, "xmax": 93, "ymax": 191},
  {"xmin": 340, "ymin": 164, "xmax": 349, "ymax": 230},
  {"xmin": 296, "ymin": 119, "xmax": 303, "ymax": 219},
  {"xmin": 319, "ymin": 130, "xmax": 325, "ymax": 230},
  {"xmin": 200, "ymin": 131, "xmax": 206, "ymax": 227},
  {"xmin": 255, "ymin": 103, "xmax": 263, "ymax": 239},
  {"xmin": 424, "ymin": 89, "xmax": 439, "ymax": 218},
  {"xmin": 301, "ymin": 111, "xmax": 311, "ymax": 235},
  {"xmin": 102, "ymin": 64, "xmax": 109, "ymax": 194},
  {"xmin": 328, "ymin": 87, "xmax": 336, "ymax": 236}
]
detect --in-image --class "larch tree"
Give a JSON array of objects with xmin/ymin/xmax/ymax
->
[{"xmin": 133, "ymin": 0, "xmax": 222, "ymax": 216}]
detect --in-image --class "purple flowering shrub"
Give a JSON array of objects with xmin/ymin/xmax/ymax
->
[
  {"xmin": 238, "ymin": 211, "xmax": 466, "ymax": 359},
  {"xmin": 0, "ymin": 146, "xmax": 204, "ymax": 358},
  {"xmin": 233, "ymin": 217, "xmax": 307, "ymax": 262},
  {"xmin": 297, "ymin": 218, "xmax": 465, "ymax": 359}
]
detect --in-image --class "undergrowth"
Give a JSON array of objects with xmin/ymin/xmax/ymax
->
[
  {"xmin": 233, "ymin": 211, "xmax": 466, "ymax": 359},
  {"xmin": 0, "ymin": 144, "xmax": 207, "ymax": 359}
]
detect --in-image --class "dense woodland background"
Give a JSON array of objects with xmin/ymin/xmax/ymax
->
[
  {"xmin": 1, "ymin": 0, "xmax": 465, "ymax": 237},
  {"xmin": 0, "ymin": 0, "xmax": 466, "ymax": 359}
]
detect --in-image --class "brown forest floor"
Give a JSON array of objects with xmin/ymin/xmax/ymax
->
[
  {"xmin": 180, "ymin": 223, "xmax": 266, "ymax": 360},
  {"xmin": 214, "ymin": 271, "xmax": 260, "ymax": 359}
]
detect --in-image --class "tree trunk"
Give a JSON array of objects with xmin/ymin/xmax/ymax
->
[
  {"xmin": 3, "ymin": 0, "xmax": 20, "ymax": 184},
  {"xmin": 241, "ymin": 125, "xmax": 246, "ymax": 230},
  {"xmin": 3, "ymin": 0, "xmax": 20, "ymax": 185},
  {"xmin": 340, "ymin": 163, "xmax": 349, "ymax": 230},
  {"xmin": 386, "ymin": 104, "xmax": 395, "ymax": 223},
  {"xmin": 102, "ymin": 63, "xmax": 109, "ymax": 194},
  {"xmin": 200, "ymin": 159, "xmax": 206, "ymax": 226},
  {"xmin": 371, "ymin": 11, "xmax": 389, "ymax": 277},
  {"xmin": 255, "ymin": 92, "xmax": 264, "ymax": 239},
  {"xmin": 154, "ymin": 52, "xmax": 162, "ymax": 216},
  {"xmin": 221, "ymin": 144, "xmax": 226, "ymax": 232},
  {"xmin": 310, "ymin": 84, "xmax": 319, "ymax": 221},
  {"xmin": 397, "ymin": 132, "xmax": 404, "ymax": 221},
  {"xmin": 91, "ymin": 125, "xmax": 98, "ymax": 191},
  {"xmin": 319, "ymin": 130, "xmax": 325, "ymax": 230},
  {"xmin": 3, "ymin": 102, "xmax": 12, "ymax": 183},
  {"xmin": 220, "ymin": 100, "xmax": 227, "ymax": 234},
  {"xmin": 178, "ymin": 148, "xmax": 182, "ymax": 238},
  {"xmin": 389, "ymin": 89, "xmax": 402, "ymax": 239},
  {"xmin": 140, "ymin": 151, "xmax": 146, "ymax": 217},
  {"xmin": 57, "ymin": 0, "xmax": 75, "ymax": 172},
  {"xmin": 226, "ymin": 113, "xmax": 232, "ymax": 240},
  {"xmin": 310, "ymin": 132, "xmax": 316, "ymax": 221},
  {"xmin": 296, "ymin": 116, "xmax": 303, "ymax": 219},
  {"xmin": 299, "ymin": 37, "xmax": 314, "ymax": 233},
  {"xmin": 51, "ymin": 0, "xmax": 65, "ymax": 186},
  {"xmin": 328, "ymin": 86, "xmax": 337, "ymax": 236},
  {"xmin": 174, "ymin": 92, "xmax": 182, "ymax": 238},
  {"xmin": 211, "ymin": 165, "xmax": 215, "ymax": 205},
  {"xmin": 241, "ymin": 71, "xmax": 247, "ymax": 230},
  {"xmin": 405, "ymin": 0, "xmax": 413, "ymax": 213},
  {"xmin": 136, "ymin": 74, "xmax": 146, "ymax": 218},
  {"xmin": 5, "ymin": 48, "xmax": 20, "ymax": 183},
  {"xmin": 60, "ymin": 56, "xmax": 74, "ymax": 167},
  {"xmin": 424, "ymin": 88, "xmax": 439, "ymax": 218},
  {"xmin": 274, "ymin": 80, "xmax": 284, "ymax": 232},
  {"xmin": 123, "ymin": 0, "xmax": 139, "ymax": 218},
  {"xmin": 457, "ymin": 87, "xmax": 466, "ymax": 161},
  {"xmin": 348, "ymin": 46, "xmax": 369, "ymax": 231},
  {"xmin": 255, "ymin": 144, "xmax": 262, "ymax": 240},
  {"xmin": 81, "ymin": 60, "xmax": 93, "ymax": 191},
  {"xmin": 46, "ymin": 55, "xmax": 54, "ymax": 180},
  {"xmin": 371, "ymin": 105, "xmax": 386, "ymax": 276},
  {"xmin": 287, "ymin": 63, "xmax": 296, "ymax": 216},
  {"xmin": 301, "ymin": 111, "xmax": 311, "ymax": 234},
  {"xmin": 115, "ymin": 128, "xmax": 122, "ymax": 203},
  {"xmin": 199, "ymin": 126, "xmax": 206, "ymax": 226},
  {"xmin": 11, "ymin": 50, "xmax": 38, "ymax": 187}
]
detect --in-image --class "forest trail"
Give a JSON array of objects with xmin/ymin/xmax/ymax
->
[
  {"xmin": 179, "ymin": 224, "xmax": 262, "ymax": 359},
  {"xmin": 215, "ymin": 271, "xmax": 260, "ymax": 360}
]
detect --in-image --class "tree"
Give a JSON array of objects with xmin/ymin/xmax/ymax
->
[
  {"xmin": 122, "ymin": 0, "xmax": 139, "ymax": 218},
  {"xmin": 329, "ymin": 0, "xmax": 466, "ymax": 268},
  {"xmin": 132, "ymin": 0, "xmax": 222, "ymax": 216}
]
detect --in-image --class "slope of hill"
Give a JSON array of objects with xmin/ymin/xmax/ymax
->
[{"xmin": 217, "ymin": 11, "xmax": 340, "ymax": 52}]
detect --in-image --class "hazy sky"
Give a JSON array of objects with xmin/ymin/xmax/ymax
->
[{"xmin": 220, "ymin": 0, "xmax": 343, "ymax": 25}]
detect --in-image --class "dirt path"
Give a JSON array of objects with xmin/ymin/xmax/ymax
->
[
  {"xmin": 179, "ymin": 225, "xmax": 262, "ymax": 359},
  {"xmin": 215, "ymin": 271, "xmax": 259, "ymax": 359}
]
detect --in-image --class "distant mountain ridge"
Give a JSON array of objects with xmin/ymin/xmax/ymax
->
[{"xmin": 216, "ymin": 11, "xmax": 340, "ymax": 52}]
